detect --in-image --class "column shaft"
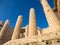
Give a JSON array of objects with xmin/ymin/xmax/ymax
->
[
  {"xmin": 29, "ymin": 8, "xmax": 38, "ymax": 45},
  {"xmin": 0, "ymin": 20, "xmax": 9, "ymax": 39},
  {"xmin": 41, "ymin": 0, "xmax": 60, "ymax": 26},
  {"xmin": 29, "ymin": 8, "xmax": 38, "ymax": 37},
  {"xmin": 11, "ymin": 15, "xmax": 23, "ymax": 40}
]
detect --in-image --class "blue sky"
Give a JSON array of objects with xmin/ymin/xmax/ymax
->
[{"xmin": 0, "ymin": 0, "xmax": 54, "ymax": 28}]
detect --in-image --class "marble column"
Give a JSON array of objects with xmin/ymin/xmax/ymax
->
[
  {"xmin": 29, "ymin": 8, "xmax": 38, "ymax": 37},
  {"xmin": 41, "ymin": 0, "xmax": 60, "ymax": 27},
  {"xmin": 11, "ymin": 15, "xmax": 23, "ymax": 40},
  {"xmin": 0, "ymin": 20, "xmax": 9, "ymax": 39},
  {"xmin": 29, "ymin": 8, "xmax": 38, "ymax": 45}
]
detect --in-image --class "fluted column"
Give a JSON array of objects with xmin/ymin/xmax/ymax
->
[
  {"xmin": 29, "ymin": 8, "xmax": 38, "ymax": 37},
  {"xmin": 11, "ymin": 15, "xmax": 23, "ymax": 40},
  {"xmin": 41, "ymin": 0, "xmax": 60, "ymax": 27},
  {"xmin": 0, "ymin": 20, "xmax": 9, "ymax": 39},
  {"xmin": 25, "ymin": 25, "xmax": 29, "ymax": 37},
  {"xmin": 57, "ymin": 0, "xmax": 60, "ymax": 14}
]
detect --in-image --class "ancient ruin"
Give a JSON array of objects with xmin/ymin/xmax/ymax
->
[{"xmin": 0, "ymin": 0, "xmax": 60, "ymax": 45}]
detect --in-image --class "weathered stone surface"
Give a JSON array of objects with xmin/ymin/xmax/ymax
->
[
  {"xmin": 41, "ymin": 0, "xmax": 60, "ymax": 27},
  {"xmin": 0, "ymin": 0, "xmax": 60, "ymax": 45}
]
